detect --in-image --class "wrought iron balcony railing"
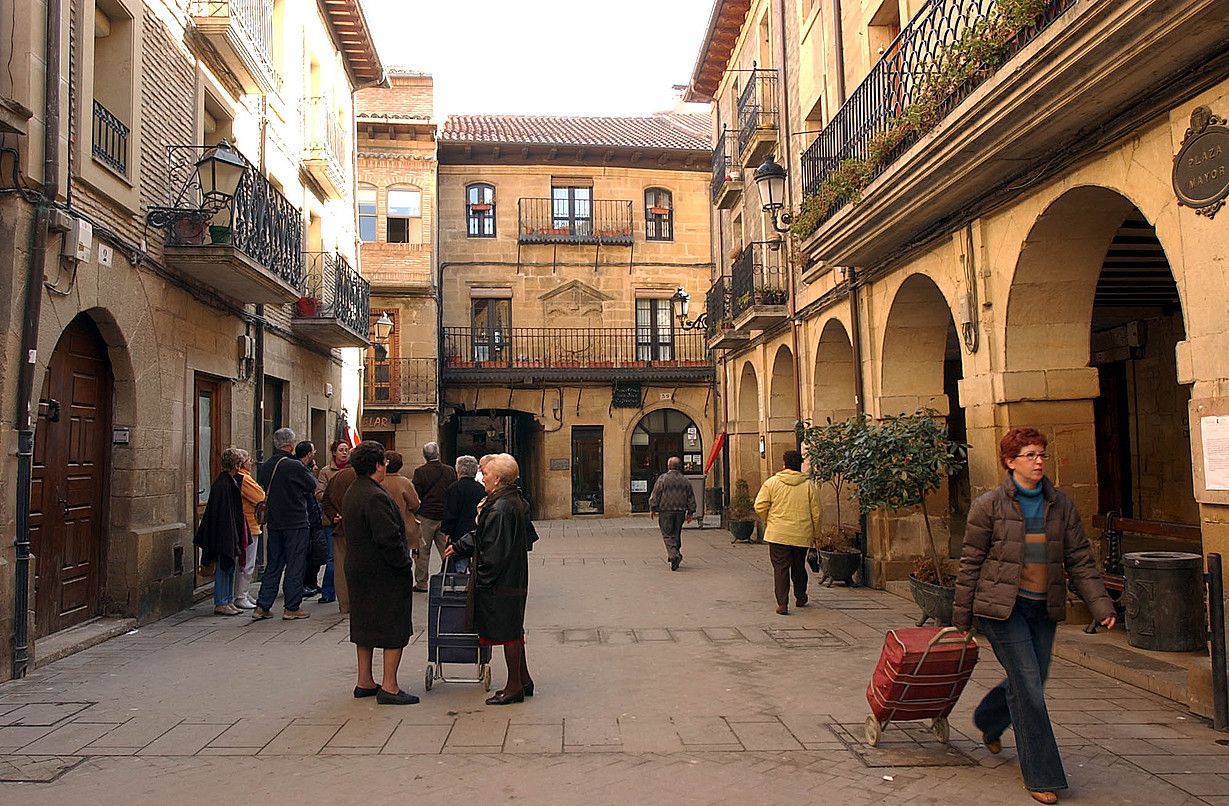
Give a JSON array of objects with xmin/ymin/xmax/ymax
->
[
  {"xmin": 364, "ymin": 357, "xmax": 437, "ymax": 407},
  {"xmin": 730, "ymin": 241, "xmax": 788, "ymax": 321},
  {"xmin": 442, "ymin": 327, "xmax": 712, "ymax": 380},
  {"xmin": 736, "ymin": 67, "xmax": 778, "ymax": 157},
  {"xmin": 798, "ymin": 0, "xmax": 1074, "ymax": 227},
  {"xmin": 190, "ymin": 0, "xmax": 281, "ymax": 92},
  {"xmin": 148, "ymin": 144, "xmax": 305, "ymax": 292},
  {"xmin": 303, "ymin": 96, "xmax": 347, "ymax": 181},
  {"xmin": 91, "ymin": 99, "xmax": 129, "ymax": 175},
  {"xmin": 298, "ymin": 252, "xmax": 370, "ymax": 339},
  {"xmin": 518, "ymin": 198, "xmax": 634, "ymax": 245},
  {"xmin": 710, "ymin": 128, "xmax": 734, "ymax": 202},
  {"xmin": 705, "ymin": 276, "xmax": 733, "ymax": 339}
]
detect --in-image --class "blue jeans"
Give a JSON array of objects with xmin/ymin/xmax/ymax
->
[
  {"xmin": 256, "ymin": 527, "xmax": 309, "ymax": 612},
  {"xmin": 321, "ymin": 526, "xmax": 335, "ymax": 599},
  {"xmin": 213, "ymin": 563, "xmax": 236, "ymax": 607},
  {"xmin": 974, "ymin": 598, "xmax": 1065, "ymax": 792}
]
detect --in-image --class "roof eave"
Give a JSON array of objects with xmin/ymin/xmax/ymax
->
[
  {"xmin": 320, "ymin": 0, "xmax": 387, "ymax": 88},
  {"xmin": 684, "ymin": 0, "xmax": 750, "ymax": 103}
]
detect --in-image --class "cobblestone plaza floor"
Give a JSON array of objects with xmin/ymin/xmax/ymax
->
[{"xmin": 2, "ymin": 518, "xmax": 1227, "ymax": 804}]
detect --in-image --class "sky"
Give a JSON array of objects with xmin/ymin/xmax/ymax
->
[{"xmin": 361, "ymin": 0, "xmax": 716, "ymax": 120}]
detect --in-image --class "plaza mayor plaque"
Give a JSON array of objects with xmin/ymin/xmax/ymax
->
[{"xmin": 1173, "ymin": 106, "xmax": 1229, "ymax": 219}]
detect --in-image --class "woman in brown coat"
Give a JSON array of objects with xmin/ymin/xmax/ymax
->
[
  {"xmin": 955, "ymin": 427, "xmax": 1115, "ymax": 805},
  {"xmin": 380, "ymin": 451, "xmax": 423, "ymax": 557}
]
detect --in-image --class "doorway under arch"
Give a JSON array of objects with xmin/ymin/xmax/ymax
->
[
  {"xmin": 630, "ymin": 408, "xmax": 703, "ymax": 513},
  {"xmin": 736, "ymin": 361, "xmax": 762, "ymax": 491},
  {"xmin": 813, "ymin": 318, "xmax": 856, "ymax": 424},
  {"xmin": 767, "ymin": 345, "xmax": 798, "ymax": 468}
]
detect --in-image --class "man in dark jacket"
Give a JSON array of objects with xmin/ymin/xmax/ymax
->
[
  {"xmin": 648, "ymin": 457, "xmax": 696, "ymax": 571},
  {"xmin": 252, "ymin": 427, "xmax": 319, "ymax": 620},
  {"xmin": 441, "ymin": 455, "xmax": 485, "ymax": 555},
  {"xmin": 412, "ymin": 442, "xmax": 457, "ymax": 591}
]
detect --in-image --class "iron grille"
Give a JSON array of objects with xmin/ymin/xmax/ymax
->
[
  {"xmin": 737, "ymin": 68, "xmax": 779, "ymax": 157},
  {"xmin": 364, "ymin": 357, "xmax": 437, "ymax": 407},
  {"xmin": 91, "ymin": 100, "xmax": 129, "ymax": 175},
  {"xmin": 798, "ymin": 0, "xmax": 1075, "ymax": 225},
  {"xmin": 304, "ymin": 96, "xmax": 346, "ymax": 176},
  {"xmin": 300, "ymin": 252, "xmax": 370, "ymax": 339},
  {"xmin": 190, "ymin": 0, "xmax": 281, "ymax": 91},
  {"xmin": 518, "ymin": 198, "xmax": 634, "ymax": 244},
  {"xmin": 710, "ymin": 128, "xmax": 735, "ymax": 202},
  {"xmin": 705, "ymin": 276, "xmax": 733, "ymax": 339},
  {"xmin": 442, "ymin": 327, "xmax": 711, "ymax": 372},
  {"xmin": 730, "ymin": 242, "xmax": 788, "ymax": 320}
]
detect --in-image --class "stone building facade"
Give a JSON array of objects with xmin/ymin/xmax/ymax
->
[
  {"xmin": 0, "ymin": 0, "xmax": 382, "ymax": 678},
  {"xmin": 689, "ymin": 0, "xmax": 1228, "ymax": 582},
  {"xmin": 355, "ymin": 71, "xmax": 438, "ymax": 463},
  {"xmin": 437, "ymin": 114, "xmax": 717, "ymax": 519}
]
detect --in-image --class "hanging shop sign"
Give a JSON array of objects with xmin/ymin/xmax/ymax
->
[
  {"xmin": 1173, "ymin": 106, "xmax": 1229, "ymax": 219},
  {"xmin": 611, "ymin": 381, "xmax": 642, "ymax": 408}
]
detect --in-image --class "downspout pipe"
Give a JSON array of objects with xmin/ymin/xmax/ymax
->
[
  {"xmin": 14, "ymin": 0, "xmax": 62, "ymax": 678},
  {"xmin": 253, "ymin": 97, "xmax": 269, "ymax": 462},
  {"xmin": 832, "ymin": 0, "xmax": 847, "ymax": 104},
  {"xmin": 777, "ymin": 0, "xmax": 804, "ymax": 443},
  {"xmin": 847, "ymin": 266, "xmax": 871, "ymax": 582}
]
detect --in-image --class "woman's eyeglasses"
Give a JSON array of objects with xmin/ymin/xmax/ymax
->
[{"xmin": 1015, "ymin": 452, "xmax": 1049, "ymax": 462}]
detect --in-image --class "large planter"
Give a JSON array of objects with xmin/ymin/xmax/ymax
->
[
  {"xmin": 729, "ymin": 520, "xmax": 756, "ymax": 542},
  {"xmin": 909, "ymin": 575, "xmax": 955, "ymax": 627},
  {"xmin": 819, "ymin": 549, "xmax": 861, "ymax": 587}
]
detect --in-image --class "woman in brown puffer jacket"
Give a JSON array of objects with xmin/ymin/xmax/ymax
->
[{"xmin": 954, "ymin": 427, "xmax": 1115, "ymax": 806}]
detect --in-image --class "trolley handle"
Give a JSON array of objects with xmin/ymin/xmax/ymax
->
[
  {"xmin": 927, "ymin": 626, "xmax": 976, "ymax": 647},
  {"xmin": 441, "ymin": 553, "xmax": 471, "ymax": 592}
]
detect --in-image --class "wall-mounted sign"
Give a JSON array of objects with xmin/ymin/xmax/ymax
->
[
  {"xmin": 112, "ymin": 426, "xmax": 130, "ymax": 445},
  {"xmin": 361, "ymin": 414, "xmax": 395, "ymax": 429},
  {"xmin": 631, "ymin": 479, "xmax": 649, "ymax": 493},
  {"xmin": 611, "ymin": 381, "xmax": 642, "ymax": 408},
  {"xmin": 1173, "ymin": 106, "xmax": 1229, "ymax": 219},
  {"xmin": 549, "ymin": 458, "xmax": 570, "ymax": 471}
]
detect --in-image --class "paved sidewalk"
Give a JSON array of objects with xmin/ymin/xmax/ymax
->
[{"xmin": 1, "ymin": 518, "xmax": 1226, "ymax": 803}]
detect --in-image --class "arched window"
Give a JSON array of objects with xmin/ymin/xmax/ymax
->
[
  {"xmin": 357, "ymin": 184, "xmax": 377, "ymax": 242},
  {"xmin": 645, "ymin": 187, "xmax": 673, "ymax": 241},
  {"xmin": 467, "ymin": 183, "xmax": 496, "ymax": 237},
  {"xmin": 386, "ymin": 185, "xmax": 422, "ymax": 243}
]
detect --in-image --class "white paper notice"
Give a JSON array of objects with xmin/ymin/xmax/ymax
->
[{"xmin": 1202, "ymin": 416, "xmax": 1229, "ymax": 491}]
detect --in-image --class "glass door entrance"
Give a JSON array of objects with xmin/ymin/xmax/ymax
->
[{"xmin": 572, "ymin": 426, "xmax": 603, "ymax": 515}]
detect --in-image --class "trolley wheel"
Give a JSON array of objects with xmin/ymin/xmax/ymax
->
[
  {"xmin": 932, "ymin": 716, "xmax": 950, "ymax": 743},
  {"xmin": 481, "ymin": 664, "xmax": 492, "ymax": 691},
  {"xmin": 865, "ymin": 715, "xmax": 882, "ymax": 747},
  {"xmin": 424, "ymin": 664, "xmax": 434, "ymax": 692}
]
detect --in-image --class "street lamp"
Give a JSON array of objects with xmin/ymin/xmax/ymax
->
[
  {"xmin": 671, "ymin": 286, "xmax": 707, "ymax": 332},
  {"xmin": 371, "ymin": 310, "xmax": 393, "ymax": 360},
  {"xmin": 196, "ymin": 140, "xmax": 246, "ymax": 205},
  {"xmin": 754, "ymin": 154, "xmax": 793, "ymax": 234}
]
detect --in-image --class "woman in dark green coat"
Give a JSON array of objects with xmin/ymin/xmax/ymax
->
[
  {"xmin": 342, "ymin": 440, "xmax": 417, "ymax": 705},
  {"xmin": 447, "ymin": 453, "xmax": 534, "ymax": 705}
]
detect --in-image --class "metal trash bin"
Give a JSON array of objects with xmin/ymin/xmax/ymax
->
[{"xmin": 1122, "ymin": 551, "xmax": 1206, "ymax": 652}]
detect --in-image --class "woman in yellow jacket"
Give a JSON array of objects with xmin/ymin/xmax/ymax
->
[
  {"xmin": 753, "ymin": 449, "xmax": 822, "ymax": 615},
  {"xmin": 235, "ymin": 450, "xmax": 266, "ymax": 609}
]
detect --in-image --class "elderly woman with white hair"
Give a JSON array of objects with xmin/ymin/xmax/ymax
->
[
  {"xmin": 442, "ymin": 455, "xmax": 485, "ymax": 546},
  {"xmin": 446, "ymin": 453, "xmax": 534, "ymax": 704}
]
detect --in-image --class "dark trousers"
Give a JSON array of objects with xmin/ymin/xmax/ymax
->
[
  {"xmin": 974, "ymin": 598, "xmax": 1065, "ymax": 793},
  {"xmin": 256, "ymin": 526, "xmax": 309, "ymax": 612},
  {"xmin": 658, "ymin": 511, "xmax": 685, "ymax": 560},
  {"xmin": 769, "ymin": 543, "xmax": 808, "ymax": 607}
]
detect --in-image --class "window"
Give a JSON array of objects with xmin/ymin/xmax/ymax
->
[
  {"xmin": 386, "ymin": 187, "xmax": 422, "ymax": 244},
  {"xmin": 366, "ymin": 311, "xmax": 398, "ymax": 403},
  {"xmin": 636, "ymin": 298, "xmax": 674, "ymax": 362},
  {"xmin": 91, "ymin": 0, "xmax": 135, "ymax": 177},
  {"xmin": 645, "ymin": 188, "xmax": 673, "ymax": 241},
  {"xmin": 358, "ymin": 185, "xmax": 377, "ymax": 242},
  {"xmin": 471, "ymin": 298, "xmax": 511, "ymax": 365},
  {"xmin": 552, "ymin": 185, "xmax": 592, "ymax": 236},
  {"xmin": 467, "ymin": 183, "xmax": 496, "ymax": 237},
  {"xmin": 261, "ymin": 377, "xmax": 287, "ymax": 459}
]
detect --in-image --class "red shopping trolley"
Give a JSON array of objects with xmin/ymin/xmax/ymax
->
[{"xmin": 864, "ymin": 626, "xmax": 979, "ymax": 747}]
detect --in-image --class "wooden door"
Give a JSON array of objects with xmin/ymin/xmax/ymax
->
[
  {"xmin": 32, "ymin": 316, "xmax": 112, "ymax": 638},
  {"xmin": 1095, "ymin": 361, "xmax": 1133, "ymax": 517},
  {"xmin": 571, "ymin": 426, "xmax": 604, "ymax": 515}
]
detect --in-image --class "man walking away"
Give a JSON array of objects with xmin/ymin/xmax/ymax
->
[
  {"xmin": 649, "ymin": 456, "xmax": 695, "ymax": 571},
  {"xmin": 252, "ymin": 428, "xmax": 318, "ymax": 620},
  {"xmin": 754, "ymin": 450, "xmax": 822, "ymax": 615},
  {"xmin": 412, "ymin": 442, "xmax": 457, "ymax": 592}
]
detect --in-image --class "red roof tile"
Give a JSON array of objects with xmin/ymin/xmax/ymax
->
[{"xmin": 441, "ymin": 112, "xmax": 711, "ymax": 151}]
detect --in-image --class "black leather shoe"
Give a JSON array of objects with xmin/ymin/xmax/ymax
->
[
  {"xmin": 670, "ymin": 556, "xmax": 681, "ymax": 571},
  {"xmin": 376, "ymin": 688, "xmax": 420, "ymax": 705},
  {"xmin": 524, "ymin": 681, "xmax": 535, "ymax": 697},
  {"xmin": 353, "ymin": 684, "xmax": 380, "ymax": 698},
  {"xmin": 485, "ymin": 689, "xmax": 525, "ymax": 705}
]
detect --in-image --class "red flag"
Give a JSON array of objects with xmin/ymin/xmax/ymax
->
[{"xmin": 704, "ymin": 432, "xmax": 726, "ymax": 475}]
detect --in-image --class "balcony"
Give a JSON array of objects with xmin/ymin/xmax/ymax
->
[
  {"xmin": 290, "ymin": 252, "xmax": 370, "ymax": 348},
  {"xmin": 731, "ymin": 241, "xmax": 788, "ymax": 331},
  {"xmin": 441, "ymin": 328, "xmax": 713, "ymax": 384},
  {"xmin": 302, "ymin": 97, "xmax": 347, "ymax": 198},
  {"xmin": 518, "ymin": 198, "xmax": 634, "ymax": 245},
  {"xmin": 705, "ymin": 276, "xmax": 749, "ymax": 350},
  {"xmin": 91, "ymin": 100, "xmax": 129, "ymax": 175},
  {"xmin": 794, "ymin": 0, "xmax": 1228, "ymax": 269},
  {"xmin": 364, "ymin": 357, "xmax": 437, "ymax": 409},
  {"xmin": 710, "ymin": 128, "xmax": 743, "ymax": 210},
  {"xmin": 189, "ymin": 0, "xmax": 281, "ymax": 95},
  {"xmin": 149, "ymin": 145, "xmax": 305, "ymax": 304},
  {"xmin": 737, "ymin": 67, "xmax": 778, "ymax": 167}
]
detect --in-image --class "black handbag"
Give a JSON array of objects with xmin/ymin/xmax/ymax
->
[
  {"xmin": 806, "ymin": 546, "xmax": 821, "ymax": 573},
  {"xmin": 308, "ymin": 528, "xmax": 328, "ymax": 566}
]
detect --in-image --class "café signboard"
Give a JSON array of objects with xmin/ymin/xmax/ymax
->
[{"xmin": 1173, "ymin": 106, "xmax": 1229, "ymax": 219}]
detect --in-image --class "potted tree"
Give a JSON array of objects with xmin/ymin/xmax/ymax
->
[
  {"xmin": 727, "ymin": 479, "xmax": 757, "ymax": 543},
  {"xmin": 846, "ymin": 411, "xmax": 967, "ymax": 625},
  {"xmin": 798, "ymin": 416, "xmax": 864, "ymax": 587}
]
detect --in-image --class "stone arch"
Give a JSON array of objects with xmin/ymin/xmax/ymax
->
[
  {"xmin": 813, "ymin": 318, "xmax": 856, "ymax": 424},
  {"xmin": 1004, "ymin": 184, "xmax": 1194, "ymax": 529},
  {"xmin": 879, "ymin": 273, "xmax": 958, "ymax": 416},
  {"xmin": 737, "ymin": 360, "xmax": 760, "ymax": 424},
  {"xmin": 734, "ymin": 360, "xmax": 763, "ymax": 492},
  {"xmin": 768, "ymin": 344, "xmax": 798, "ymax": 421}
]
